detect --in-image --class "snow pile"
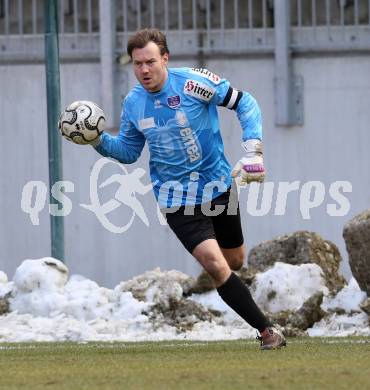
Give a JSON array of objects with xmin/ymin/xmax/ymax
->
[
  {"xmin": 307, "ymin": 312, "xmax": 370, "ymax": 337},
  {"xmin": 10, "ymin": 259, "xmax": 152, "ymax": 323},
  {"xmin": 321, "ymin": 277, "xmax": 367, "ymax": 314},
  {"xmin": 308, "ymin": 278, "xmax": 369, "ymax": 337},
  {"xmin": 0, "ymin": 259, "xmax": 254, "ymax": 342},
  {"xmin": 13, "ymin": 258, "xmax": 68, "ymax": 292},
  {"xmin": 0, "ymin": 258, "xmax": 369, "ymax": 342},
  {"xmin": 252, "ymin": 262, "xmax": 328, "ymax": 313}
]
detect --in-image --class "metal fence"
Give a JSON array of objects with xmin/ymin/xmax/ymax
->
[
  {"xmin": 116, "ymin": 0, "xmax": 275, "ymax": 53},
  {"xmin": 0, "ymin": 0, "xmax": 100, "ymax": 60},
  {"xmin": 291, "ymin": 0, "xmax": 370, "ymax": 51},
  {"xmin": 0, "ymin": 0, "xmax": 370, "ymax": 60}
]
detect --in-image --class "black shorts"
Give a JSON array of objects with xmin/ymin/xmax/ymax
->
[{"xmin": 164, "ymin": 186, "xmax": 244, "ymax": 253}]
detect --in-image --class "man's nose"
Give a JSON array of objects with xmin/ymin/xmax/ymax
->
[{"xmin": 141, "ymin": 64, "xmax": 150, "ymax": 73}]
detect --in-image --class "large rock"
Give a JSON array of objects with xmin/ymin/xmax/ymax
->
[
  {"xmin": 268, "ymin": 292, "xmax": 326, "ymax": 336},
  {"xmin": 188, "ymin": 267, "xmax": 257, "ymax": 295},
  {"xmin": 248, "ymin": 231, "xmax": 345, "ymax": 294},
  {"xmin": 0, "ymin": 292, "xmax": 10, "ymax": 315},
  {"xmin": 343, "ymin": 209, "xmax": 370, "ymax": 295},
  {"xmin": 118, "ymin": 268, "xmax": 195, "ymax": 306},
  {"xmin": 288, "ymin": 292, "xmax": 326, "ymax": 330},
  {"xmin": 188, "ymin": 270, "xmax": 215, "ymax": 295},
  {"xmin": 118, "ymin": 269, "xmax": 221, "ymax": 331},
  {"xmin": 360, "ymin": 298, "xmax": 370, "ymax": 316},
  {"xmin": 149, "ymin": 298, "xmax": 220, "ymax": 332}
]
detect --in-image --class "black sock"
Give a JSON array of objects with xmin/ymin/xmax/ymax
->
[{"xmin": 217, "ymin": 273, "xmax": 271, "ymax": 332}]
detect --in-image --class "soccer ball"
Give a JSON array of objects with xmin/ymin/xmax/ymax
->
[{"xmin": 59, "ymin": 100, "xmax": 105, "ymax": 145}]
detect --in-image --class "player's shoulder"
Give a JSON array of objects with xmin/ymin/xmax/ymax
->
[
  {"xmin": 123, "ymin": 84, "xmax": 145, "ymax": 106},
  {"xmin": 170, "ymin": 67, "xmax": 225, "ymax": 103},
  {"xmin": 170, "ymin": 67, "xmax": 222, "ymax": 85}
]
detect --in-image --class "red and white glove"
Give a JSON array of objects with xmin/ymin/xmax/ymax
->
[{"xmin": 231, "ymin": 139, "xmax": 265, "ymax": 186}]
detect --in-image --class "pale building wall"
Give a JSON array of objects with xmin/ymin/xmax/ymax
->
[{"xmin": 1, "ymin": 54, "xmax": 369, "ymax": 286}]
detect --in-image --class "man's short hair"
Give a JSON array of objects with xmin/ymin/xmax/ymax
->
[{"xmin": 127, "ymin": 28, "xmax": 170, "ymax": 57}]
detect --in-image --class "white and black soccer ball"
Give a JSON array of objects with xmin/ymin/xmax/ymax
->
[{"xmin": 59, "ymin": 100, "xmax": 105, "ymax": 145}]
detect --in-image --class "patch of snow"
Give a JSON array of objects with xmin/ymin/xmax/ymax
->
[
  {"xmin": 13, "ymin": 258, "xmax": 68, "ymax": 292},
  {"xmin": 321, "ymin": 277, "xmax": 367, "ymax": 313},
  {"xmin": 253, "ymin": 262, "xmax": 328, "ymax": 313},
  {"xmin": 0, "ymin": 258, "xmax": 368, "ymax": 342},
  {"xmin": 308, "ymin": 312, "xmax": 370, "ymax": 337}
]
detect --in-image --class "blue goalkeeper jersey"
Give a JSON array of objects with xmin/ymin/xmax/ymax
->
[{"xmin": 95, "ymin": 67, "xmax": 262, "ymax": 208}]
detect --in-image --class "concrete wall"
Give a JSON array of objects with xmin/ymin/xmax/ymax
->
[{"xmin": 1, "ymin": 54, "xmax": 369, "ymax": 287}]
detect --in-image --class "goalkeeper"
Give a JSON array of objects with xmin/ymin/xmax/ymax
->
[{"xmin": 92, "ymin": 28, "xmax": 286, "ymax": 350}]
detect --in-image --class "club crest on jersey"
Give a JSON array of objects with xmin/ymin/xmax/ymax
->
[
  {"xmin": 190, "ymin": 68, "xmax": 221, "ymax": 84},
  {"xmin": 167, "ymin": 95, "xmax": 181, "ymax": 108},
  {"xmin": 184, "ymin": 79, "xmax": 215, "ymax": 102}
]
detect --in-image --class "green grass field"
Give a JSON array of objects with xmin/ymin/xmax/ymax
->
[{"xmin": 0, "ymin": 338, "xmax": 369, "ymax": 390}]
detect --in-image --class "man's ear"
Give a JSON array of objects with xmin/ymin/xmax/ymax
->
[{"xmin": 162, "ymin": 53, "xmax": 169, "ymax": 65}]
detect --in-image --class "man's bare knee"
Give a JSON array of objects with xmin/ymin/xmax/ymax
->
[
  {"xmin": 192, "ymin": 240, "xmax": 231, "ymax": 286},
  {"xmin": 196, "ymin": 251, "xmax": 229, "ymax": 279}
]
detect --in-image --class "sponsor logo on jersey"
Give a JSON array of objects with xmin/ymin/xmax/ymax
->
[
  {"xmin": 167, "ymin": 95, "xmax": 181, "ymax": 108},
  {"xmin": 190, "ymin": 68, "xmax": 221, "ymax": 84},
  {"xmin": 179, "ymin": 127, "xmax": 201, "ymax": 163},
  {"xmin": 154, "ymin": 99, "xmax": 163, "ymax": 109},
  {"xmin": 139, "ymin": 117, "xmax": 155, "ymax": 130},
  {"xmin": 183, "ymin": 79, "xmax": 215, "ymax": 102}
]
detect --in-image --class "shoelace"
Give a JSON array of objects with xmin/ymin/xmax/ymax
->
[{"xmin": 256, "ymin": 331, "xmax": 263, "ymax": 346}]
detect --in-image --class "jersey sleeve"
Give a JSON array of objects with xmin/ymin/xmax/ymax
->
[
  {"xmin": 94, "ymin": 99, "xmax": 145, "ymax": 164},
  {"xmin": 186, "ymin": 68, "xmax": 262, "ymax": 141},
  {"xmin": 231, "ymin": 91, "xmax": 262, "ymax": 141}
]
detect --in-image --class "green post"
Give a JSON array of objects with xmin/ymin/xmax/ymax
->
[{"xmin": 44, "ymin": 0, "xmax": 64, "ymax": 262}]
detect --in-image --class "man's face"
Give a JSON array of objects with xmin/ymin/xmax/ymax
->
[{"xmin": 132, "ymin": 41, "xmax": 168, "ymax": 93}]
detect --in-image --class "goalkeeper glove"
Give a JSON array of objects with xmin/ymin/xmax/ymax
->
[{"xmin": 231, "ymin": 139, "xmax": 265, "ymax": 185}]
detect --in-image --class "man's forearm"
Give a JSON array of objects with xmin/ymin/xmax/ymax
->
[
  {"xmin": 93, "ymin": 132, "xmax": 142, "ymax": 164},
  {"xmin": 235, "ymin": 92, "xmax": 262, "ymax": 141}
]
